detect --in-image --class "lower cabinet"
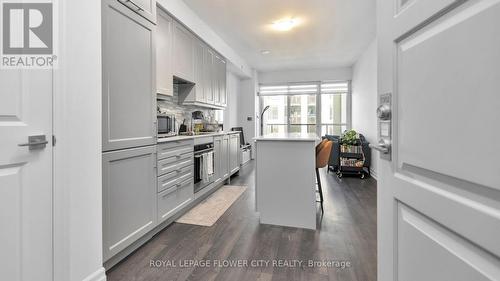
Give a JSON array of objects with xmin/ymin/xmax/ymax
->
[
  {"xmin": 229, "ymin": 134, "xmax": 240, "ymax": 174},
  {"xmin": 156, "ymin": 140, "xmax": 194, "ymax": 223},
  {"xmin": 213, "ymin": 136, "xmax": 223, "ymax": 184},
  {"xmin": 222, "ymin": 135, "xmax": 230, "ymax": 178},
  {"xmin": 102, "ymin": 146, "xmax": 157, "ymax": 261},
  {"xmin": 214, "ymin": 135, "xmax": 230, "ymax": 184},
  {"xmin": 103, "ymin": 136, "xmax": 238, "ymax": 263},
  {"xmin": 157, "ymin": 178, "xmax": 193, "ymax": 223}
]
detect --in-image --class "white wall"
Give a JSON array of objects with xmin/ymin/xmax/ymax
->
[
  {"xmin": 238, "ymin": 70, "xmax": 259, "ymax": 151},
  {"xmin": 54, "ymin": 1, "xmax": 104, "ymax": 281},
  {"xmin": 351, "ymin": 39, "xmax": 378, "ymax": 178},
  {"xmin": 258, "ymin": 67, "xmax": 352, "ymax": 84},
  {"xmin": 157, "ymin": 0, "xmax": 251, "ymax": 78},
  {"xmin": 224, "ymin": 71, "xmax": 241, "ymax": 130}
]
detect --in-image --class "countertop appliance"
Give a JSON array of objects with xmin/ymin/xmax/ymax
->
[
  {"xmin": 193, "ymin": 141, "xmax": 214, "ymax": 194},
  {"xmin": 157, "ymin": 113, "xmax": 176, "ymax": 138}
]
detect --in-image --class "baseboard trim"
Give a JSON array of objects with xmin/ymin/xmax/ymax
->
[
  {"xmin": 82, "ymin": 267, "xmax": 106, "ymax": 281},
  {"xmin": 370, "ymin": 168, "xmax": 378, "ymax": 180}
]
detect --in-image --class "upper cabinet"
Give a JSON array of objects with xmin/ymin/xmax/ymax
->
[
  {"xmin": 156, "ymin": 9, "xmax": 173, "ymax": 97},
  {"xmin": 193, "ymin": 39, "xmax": 206, "ymax": 103},
  {"xmin": 117, "ymin": 0, "xmax": 156, "ymax": 23},
  {"xmin": 214, "ymin": 54, "xmax": 227, "ymax": 107},
  {"xmin": 177, "ymin": 41, "xmax": 227, "ymax": 109},
  {"xmin": 154, "ymin": 10, "xmax": 228, "ymax": 109},
  {"xmin": 102, "ymin": 0, "xmax": 156, "ymax": 151},
  {"xmin": 173, "ymin": 22, "xmax": 194, "ymax": 82},
  {"xmin": 204, "ymin": 48, "xmax": 215, "ymax": 105}
]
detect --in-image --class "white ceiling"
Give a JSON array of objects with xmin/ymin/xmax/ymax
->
[{"xmin": 182, "ymin": 0, "xmax": 376, "ymax": 72}]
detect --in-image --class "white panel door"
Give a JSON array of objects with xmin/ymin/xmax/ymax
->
[
  {"xmin": 0, "ymin": 69, "xmax": 53, "ymax": 281},
  {"xmin": 377, "ymin": 1, "xmax": 500, "ymax": 280}
]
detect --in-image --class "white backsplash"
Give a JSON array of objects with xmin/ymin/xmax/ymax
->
[{"xmin": 157, "ymin": 84, "xmax": 223, "ymax": 130}]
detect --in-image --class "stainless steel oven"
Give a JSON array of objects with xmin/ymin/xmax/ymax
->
[
  {"xmin": 193, "ymin": 142, "xmax": 214, "ymax": 194},
  {"xmin": 157, "ymin": 114, "xmax": 176, "ymax": 137}
]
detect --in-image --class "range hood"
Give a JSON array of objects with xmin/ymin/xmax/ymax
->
[{"xmin": 173, "ymin": 76, "xmax": 194, "ymax": 85}]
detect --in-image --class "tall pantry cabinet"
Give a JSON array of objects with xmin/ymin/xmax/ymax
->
[{"xmin": 101, "ymin": 0, "xmax": 157, "ymax": 262}]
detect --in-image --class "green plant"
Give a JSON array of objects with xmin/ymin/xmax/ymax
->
[{"xmin": 341, "ymin": 129, "xmax": 359, "ymax": 145}]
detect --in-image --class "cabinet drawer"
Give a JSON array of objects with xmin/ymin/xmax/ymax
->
[
  {"xmin": 157, "ymin": 165, "xmax": 193, "ymax": 193},
  {"xmin": 157, "ymin": 146, "xmax": 192, "ymax": 160},
  {"xmin": 157, "ymin": 139, "xmax": 193, "ymax": 156},
  {"xmin": 157, "ymin": 154, "xmax": 193, "ymax": 176},
  {"xmin": 157, "ymin": 178, "xmax": 193, "ymax": 223},
  {"xmin": 177, "ymin": 179, "xmax": 194, "ymax": 207}
]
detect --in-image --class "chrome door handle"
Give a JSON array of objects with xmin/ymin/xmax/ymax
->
[
  {"xmin": 18, "ymin": 135, "xmax": 48, "ymax": 150},
  {"xmin": 125, "ymin": 0, "xmax": 144, "ymax": 11},
  {"xmin": 369, "ymin": 139, "xmax": 391, "ymax": 154}
]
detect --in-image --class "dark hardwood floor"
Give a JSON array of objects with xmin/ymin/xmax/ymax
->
[{"xmin": 107, "ymin": 161, "xmax": 377, "ymax": 281}]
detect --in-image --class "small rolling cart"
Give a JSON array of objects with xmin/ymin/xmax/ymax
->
[
  {"xmin": 335, "ymin": 130, "xmax": 370, "ymax": 179},
  {"xmin": 337, "ymin": 145, "xmax": 369, "ymax": 179}
]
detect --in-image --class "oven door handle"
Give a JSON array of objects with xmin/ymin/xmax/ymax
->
[{"xmin": 194, "ymin": 148, "xmax": 214, "ymax": 155}]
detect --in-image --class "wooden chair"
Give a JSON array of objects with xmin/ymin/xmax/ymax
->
[{"xmin": 316, "ymin": 140, "xmax": 333, "ymax": 213}]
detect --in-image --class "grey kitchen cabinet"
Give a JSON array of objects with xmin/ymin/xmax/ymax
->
[
  {"xmin": 157, "ymin": 178, "xmax": 193, "ymax": 223},
  {"xmin": 193, "ymin": 40, "xmax": 206, "ymax": 103},
  {"xmin": 229, "ymin": 134, "xmax": 240, "ymax": 174},
  {"xmin": 204, "ymin": 47, "xmax": 215, "ymax": 104},
  {"xmin": 116, "ymin": 0, "xmax": 156, "ymax": 23},
  {"xmin": 173, "ymin": 21, "xmax": 194, "ymax": 82},
  {"xmin": 102, "ymin": 0, "xmax": 156, "ymax": 151},
  {"xmin": 214, "ymin": 135, "xmax": 230, "ymax": 183},
  {"xmin": 214, "ymin": 135, "xmax": 229, "ymax": 184},
  {"xmin": 171, "ymin": 20, "xmax": 226, "ymax": 109},
  {"xmin": 102, "ymin": 146, "xmax": 157, "ymax": 261},
  {"xmin": 178, "ymin": 43, "xmax": 228, "ymax": 109},
  {"xmin": 222, "ymin": 135, "xmax": 230, "ymax": 178},
  {"xmin": 178, "ymin": 38, "xmax": 205, "ymax": 105},
  {"xmin": 156, "ymin": 9, "xmax": 173, "ymax": 97},
  {"xmin": 219, "ymin": 59, "xmax": 227, "ymax": 107},
  {"xmin": 214, "ymin": 54, "xmax": 227, "ymax": 107},
  {"xmin": 213, "ymin": 54, "xmax": 221, "ymax": 106},
  {"xmin": 156, "ymin": 140, "xmax": 194, "ymax": 223},
  {"xmin": 213, "ymin": 136, "xmax": 223, "ymax": 184}
]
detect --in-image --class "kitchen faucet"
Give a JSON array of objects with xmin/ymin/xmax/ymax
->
[{"xmin": 260, "ymin": 106, "xmax": 270, "ymax": 136}]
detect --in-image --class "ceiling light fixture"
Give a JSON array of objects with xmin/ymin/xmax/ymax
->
[
  {"xmin": 271, "ymin": 18, "xmax": 299, "ymax": 31},
  {"xmin": 260, "ymin": 50, "xmax": 271, "ymax": 55}
]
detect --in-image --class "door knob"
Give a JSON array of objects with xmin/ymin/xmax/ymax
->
[
  {"xmin": 369, "ymin": 139, "xmax": 391, "ymax": 154},
  {"xmin": 18, "ymin": 135, "xmax": 48, "ymax": 150},
  {"xmin": 377, "ymin": 104, "xmax": 391, "ymax": 120}
]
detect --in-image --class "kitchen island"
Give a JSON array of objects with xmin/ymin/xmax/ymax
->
[{"xmin": 254, "ymin": 133, "xmax": 320, "ymax": 230}]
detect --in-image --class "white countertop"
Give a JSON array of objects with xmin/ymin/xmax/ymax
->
[
  {"xmin": 157, "ymin": 131, "xmax": 240, "ymax": 143},
  {"xmin": 253, "ymin": 133, "xmax": 320, "ymax": 142}
]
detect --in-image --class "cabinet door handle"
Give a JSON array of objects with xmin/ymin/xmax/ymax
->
[{"xmin": 125, "ymin": 0, "xmax": 144, "ymax": 11}]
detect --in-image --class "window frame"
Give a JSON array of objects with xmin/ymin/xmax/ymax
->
[{"xmin": 258, "ymin": 81, "xmax": 351, "ymax": 136}]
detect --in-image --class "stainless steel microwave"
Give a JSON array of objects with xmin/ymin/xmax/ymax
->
[{"xmin": 157, "ymin": 114, "xmax": 176, "ymax": 137}]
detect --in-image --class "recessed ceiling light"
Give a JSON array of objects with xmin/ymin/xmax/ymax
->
[
  {"xmin": 271, "ymin": 18, "xmax": 299, "ymax": 31},
  {"xmin": 261, "ymin": 50, "xmax": 271, "ymax": 55}
]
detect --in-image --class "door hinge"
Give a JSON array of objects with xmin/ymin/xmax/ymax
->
[{"xmin": 52, "ymin": 135, "xmax": 56, "ymax": 146}]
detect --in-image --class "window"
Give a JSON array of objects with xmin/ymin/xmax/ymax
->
[{"xmin": 259, "ymin": 81, "xmax": 350, "ymax": 136}]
